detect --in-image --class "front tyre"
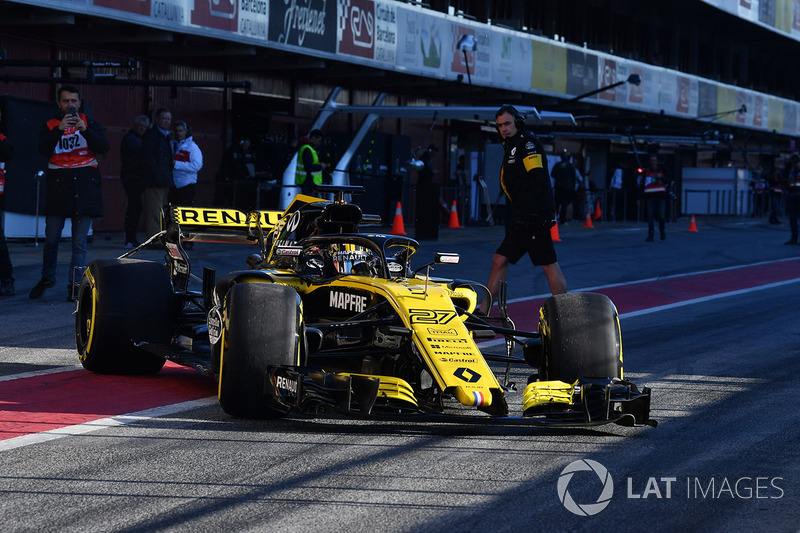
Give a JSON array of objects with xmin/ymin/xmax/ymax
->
[
  {"xmin": 75, "ymin": 259, "xmax": 174, "ymax": 374},
  {"xmin": 218, "ymin": 283, "xmax": 302, "ymax": 418},
  {"xmin": 539, "ymin": 292, "xmax": 622, "ymax": 383}
]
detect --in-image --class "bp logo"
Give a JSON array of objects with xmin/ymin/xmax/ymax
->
[{"xmin": 557, "ymin": 459, "xmax": 613, "ymax": 516}]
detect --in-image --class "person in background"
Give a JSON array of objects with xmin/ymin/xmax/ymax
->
[
  {"xmin": 169, "ymin": 120, "xmax": 203, "ymax": 249},
  {"xmin": 30, "ymin": 85, "xmax": 110, "ymax": 301},
  {"xmin": 140, "ymin": 108, "xmax": 173, "ymax": 240},
  {"xmin": 608, "ymin": 160, "xmax": 626, "ymax": 222},
  {"xmin": 767, "ymin": 166, "xmax": 782, "ymax": 225},
  {"xmin": 551, "ymin": 149, "xmax": 576, "ymax": 225},
  {"xmin": 479, "ymin": 105, "xmax": 567, "ymax": 315},
  {"xmin": 295, "ymin": 129, "xmax": 327, "ymax": 196},
  {"xmin": 0, "ymin": 108, "xmax": 15, "ymax": 297},
  {"xmin": 120, "ymin": 114, "xmax": 150, "ymax": 248},
  {"xmin": 215, "ymin": 135, "xmax": 255, "ymax": 207},
  {"xmin": 640, "ymin": 154, "xmax": 668, "ymax": 242},
  {"xmin": 169, "ymin": 120, "xmax": 203, "ymax": 207},
  {"xmin": 783, "ymin": 153, "xmax": 800, "ymax": 245},
  {"xmin": 751, "ymin": 167, "xmax": 767, "ymax": 218}
]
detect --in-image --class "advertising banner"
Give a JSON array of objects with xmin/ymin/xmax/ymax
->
[
  {"xmin": 698, "ymin": 81, "xmax": 718, "ymax": 119},
  {"xmin": 269, "ymin": 0, "xmax": 336, "ymax": 53},
  {"xmin": 239, "ymin": 0, "xmax": 268, "ymax": 39},
  {"xmin": 768, "ymin": 98, "xmax": 783, "ymax": 131},
  {"xmin": 12, "ymin": 0, "xmax": 799, "ymax": 137},
  {"xmin": 92, "ymin": 0, "xmax": 151, "ymax": 15},
  {"xmin": 656, "ymin": 70, "xmax": 677, "ymax": 112},
  {"xmin": 337, "ymin": 0, "xmax": 375, "ymax": 59},
  {"xmin": 566, "ymin": 49, "xmax": 598, "ymax": 99},
  {"xmin": 395, "ymin": 5, "xmax": 448, "ymax": 77},
  {"xmin": 784, "ymin": 100, "xmax": 798, "ymax": 132},
  {"xmin": 373, "ymin": 1, "xmax": 397, "ymax": 65},
  {"xmin": 490, "ymin": 30, "xmax": 530, "ymax": 93},
  {"xmin": 151, "ymin": 0, "xmax": 188, "ymax": 25},
  {"xmin": 191, "ymin": 0, "xmax": 237, "ymax": 31},
  {"xmin": 716, "ymin": 85, "xmax": 737, "ymax": 124},
  {"xmin": 530, "ymin": 39, "xmax": 566, "ymax": 94}
]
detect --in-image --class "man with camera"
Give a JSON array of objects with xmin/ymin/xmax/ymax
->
[
  {"xmin": 30, "ymin": 85, "xmax": 109, "ymax": 301},
  {"xmin": 479, "ymin": 105, "xmax": 567, "ymax": 314}
]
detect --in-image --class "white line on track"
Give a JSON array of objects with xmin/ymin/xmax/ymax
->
[
  {"xmin": 0, "ymin": 397, "xmax": 218, "ymax": 452},
  {"xmin": 0, "ymin": 365, "xmax": 82, "ymax": 382}
]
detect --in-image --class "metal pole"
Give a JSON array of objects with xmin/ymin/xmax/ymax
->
[{"xmin": 34, "ymin": 170, "xmax": 44, "ymax": 246}]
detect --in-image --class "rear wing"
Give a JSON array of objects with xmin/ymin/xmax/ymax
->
[{"xmin": 171, "ymin": 206, "xmax": 285, "ymax": 244}]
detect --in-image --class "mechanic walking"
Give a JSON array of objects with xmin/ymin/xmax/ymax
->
[
  {"xmin": 29, "ymin": 84, "xmax": 110, "ymax": 301},
  {"xmin": 479, "ymin": 105, "xmax": 567, "ymax": 314}
]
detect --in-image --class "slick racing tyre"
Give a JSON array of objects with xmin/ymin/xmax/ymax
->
[
  {"xmin": 218, "ymin": 282, "xmax": 302, "ymax": 419},
  {"xmin": 538, "ymin": 292, "xmax": 622, "ymax": 383},
  {"xmin": 76, "ymin": 259, "xmax": 174, "ymax": 374}
]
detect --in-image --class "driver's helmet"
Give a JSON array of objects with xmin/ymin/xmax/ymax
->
[{"xmin": 299, "ymin": 245, "xmax": 328, "ymax": 277}]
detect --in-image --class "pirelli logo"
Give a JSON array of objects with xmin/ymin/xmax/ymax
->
[{"xmin": 174, "ymin": 207, "xmax": 283, "ymax": 228}]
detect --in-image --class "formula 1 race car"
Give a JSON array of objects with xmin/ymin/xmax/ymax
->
[{"xmin": 74, "ymin": 185, "xmax": 654, "ymax": 428}]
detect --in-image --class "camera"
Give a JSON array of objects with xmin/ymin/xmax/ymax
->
[{"xmin": 66, "ymin": 105, "xmax": 78, "ymax": 117}]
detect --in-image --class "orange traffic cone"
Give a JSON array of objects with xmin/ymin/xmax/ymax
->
[
  {"xmin": 448, "ymin": 200, "xmax": 461, "ymax": 228},
  {"xmin": 592, "ymin": 199, "xmax": 602, "ymax": 220},
  {"xmin": 688, "ymin": 214, "xmax": 698, "ymax": 232},
  {"xmin": 550, "ymin": 221, "xmax": 561, "ymax": 242},
  {"xmin": 391, "ymin": 202, "xmax": 407, "ymax": 235},
  {"xmin": 583, "ymin": 212, "xmax": 594, "ymax": 229}
]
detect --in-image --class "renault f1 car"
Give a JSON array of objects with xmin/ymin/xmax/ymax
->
[{"xmin": 74, "ymin": 185, "xmax": 654, "ymax": 427}]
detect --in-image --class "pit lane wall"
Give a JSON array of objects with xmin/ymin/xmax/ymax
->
[{"xmin": 7, "ymin": 0, "xmax": 800, "ymax": 139}]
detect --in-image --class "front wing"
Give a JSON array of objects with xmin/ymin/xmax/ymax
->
[{"xmin": 264, "ymin": 366, "xmax": 656, "ymax": 428}]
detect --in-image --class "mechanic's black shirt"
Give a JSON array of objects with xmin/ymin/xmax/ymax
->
[{"xmin": 500, "ymin": 130, "xmax": 555, "ymax": 223}]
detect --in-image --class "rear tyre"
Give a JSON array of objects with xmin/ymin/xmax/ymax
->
[
  {"xmin": 538, "ymin": 292, "xmax": 622, "ymax": 382},
  {"xmin": 218, "ymin": 283, "xmax": 302, "ymax": 418},
  {"xmin": 75, "ymin": 259, "xmax": 174, "ymax": 374}
]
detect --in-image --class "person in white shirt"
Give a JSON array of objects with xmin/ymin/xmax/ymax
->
[
  {"xmin": 169, "ymin": 120, "xmax": 203, "ymax": 208},
  {"xmin": 609, "ymin": 161, "xmax": 626, "ymax": 222}
]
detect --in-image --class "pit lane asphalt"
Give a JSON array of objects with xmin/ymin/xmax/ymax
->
[{"xmin": 1, "ymin": 216, "xmax": 799, "ymax": 531}]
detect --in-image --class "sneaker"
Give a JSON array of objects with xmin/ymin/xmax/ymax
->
[
  {"xmin": 0, "ymin": 278, "xmax": 14, "ymax": 297},
  {"xmin": 29, "ymin": 278, "xmax": 56, "ymax": 299},
  {"xmin": 784, "ymin": 240, "xmax": 798, "ymax": 245},
  {"xmin": 645, "ymin": 236, "xmax": 654, "ymax": 242}
]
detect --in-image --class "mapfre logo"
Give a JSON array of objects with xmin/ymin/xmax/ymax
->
[
  {"xmin": 557, "ymin": 459, "xmax": 614, "ymax": 516},
  {"xmin": 337, "ymin": 0, "xmax": 374, "ymax": 58}
]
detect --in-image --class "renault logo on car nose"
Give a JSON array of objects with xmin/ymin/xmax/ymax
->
[{"xmin": 453, "ymin": 367, "xmax": 481, "ymax": 383}]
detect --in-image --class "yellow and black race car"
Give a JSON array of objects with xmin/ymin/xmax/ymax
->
[{"xmin": 75, "ymin": 185, "xmax": 655, "ymax": 427}]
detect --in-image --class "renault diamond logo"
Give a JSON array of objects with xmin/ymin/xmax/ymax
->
[{"xmin": 453, "ymin": 367, "xmax": 481, "ymax": 383}]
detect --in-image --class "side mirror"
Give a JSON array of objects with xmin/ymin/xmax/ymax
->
[{"xmin": 435, "ymin": 252, "xmax": 460, "ymax": 265}]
